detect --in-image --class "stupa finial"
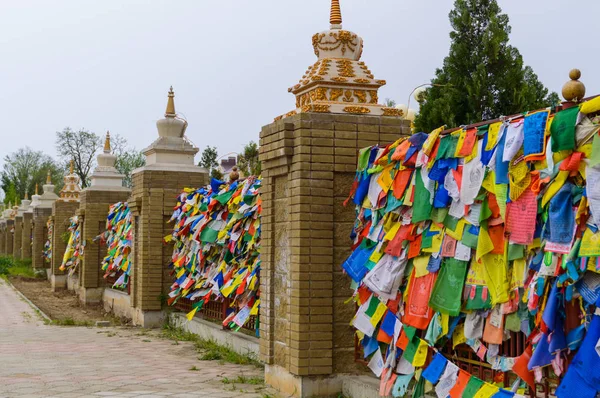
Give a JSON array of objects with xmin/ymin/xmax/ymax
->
[
  {"xmin": 35, "ymin": 184, "xmax": 38, "ymax": 195},
  {"xmin": 330, "ymin": 0, "xmax": 342, "ymax": 28},
  {"xmin": 165, "ymin": 86, "xmax": 176, "ymax": 117},
  {"xmin": 46, "ymin": 170, "xmax": 52, "ymax": 184},
  {"xmin": 69, "ymin": 159, "xmax": 74, "ymax": 175},
  {"xmin": 104, "ymin": 131, "xmax": 111, "ymax": 153}
]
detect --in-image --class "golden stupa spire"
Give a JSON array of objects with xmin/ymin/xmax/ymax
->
[
  {"xmin": 46, "ymin": 170, "xmax": 52, "ymax": 184},
  {"xmin": 104, "ymin": 131, "xmax": 111, "ymax": 152},
  {"xmin": 165, "ymin": 86, "xmax": 176, "ymax": 116},
  {"xmin": 24, "ymin": 192, "xmax": 28, "ymax": 200},
  {"xmin": 330, "ymin": 0, "xmax": 342, "ymax": 27},
  {"xmin": 69, "ymin": 159, "xmax": 74, "ymax": 175},
  {"xmin": 35, "ymin": 184, "xmax": 39, "ymax": 195}
]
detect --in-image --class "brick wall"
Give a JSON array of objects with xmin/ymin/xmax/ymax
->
[
  {"xmin": 51, "ymin": 201, "xmax": 80, "ymax": 276},
  {"xmin": 259, "ymin": 112, "xmax": 410, "ymax": 377},
  {"xmin": 13, "ymin": 215, "xmax": 23, "ymax": 259},
  {"xmin": 5, "ymin": 220, "xmax": 14, "ymax": 255},
  {"xmin": 32, "ymin": 208, "xmax": 52, "ymax": 269},
  {"xmin": 21, "ymin": 212, "xmax": 33, "ymax": 259},
  {"xmin": 78, "ymin": 189, "xmax": 130, "ymax": 290},
  {"xmin": 129, "ymin": 170, "xmax": 207, "ymax": 313}
]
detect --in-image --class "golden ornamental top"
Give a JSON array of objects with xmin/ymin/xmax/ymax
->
[
  {"xmin": 330, "ymin": 0, "xmax": 342, "ymax": 27},
  {"xmin": 165, "ymin": 86, "xmax": 176, "ymax": 116},
  {"xmin": 562, "ymin": 69, "xmax": 586, "ymax": 102},
  {"xmin": 69, "ymin": 159, "xmax": 74, "ymax": 175},
  {"xmin": 46, "ymin": 170, "xmax": 52, "ymax": 184},
  {"xmin": 35, "ymin": 184, "xmax": 39, "ymax": 195},
  {"xmin": 104, "ymin": 131, "xmax": 111, "ymax": 152}
]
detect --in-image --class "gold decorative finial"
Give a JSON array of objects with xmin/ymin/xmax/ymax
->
[
  {"xmin": 330, "ymin": 0, "xmax": 342, "ymax": 27},
  {"xmin": 229, "ymin": 166, "xmax": 240, "ymax": 182},
  {"xmin": 35, "ymin": 184, "xmax": 38, "ymax": 195},
  {"xmin": 24, "ymin": 192, "xmax": 28, "ymax": 200},
  {"xmin": 104, "ymin": 131, "xmax": 111, "ymax": 152},
  {"xmin": 562, "ymin": 69, "xmax": 586, "ymax": 102},
  {"xmin": 69, "ymin": 159, "xmax": 74, "ymax": 175},
  {"xmin": 46, "ymin": 170, "xmax": 52, "ymax": 184},
  {"xmin": 165, "ymin": 86, "xmax": 176, "ymax": 116}
]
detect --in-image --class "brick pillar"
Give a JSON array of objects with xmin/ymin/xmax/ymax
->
[
  {"xmin": 0, "ymin": 223, "xmax": 5, "ymax": 255},
  {"xmin": 128, "ymin": 169, "xmax": 207, "ymax": 327},
  {"xmin": 32, "ymin": 208, "xmax": 52, "ymax": 270},
  {"xmin": 5, "ymin": 220, "xmax": 14, "ymax": 256},
  {"xmin": 78, "ymin": 189, "xmax": 130, "ymax": 304},
  {"xmin": 50, "ymin": 201, "xmax": 79, "ymax": 290},
  {"xmin": 259, "ymin": 113, "xmax": 409, "ymax": 396},
  {"xmin": 13, "ymin": 215, "xmax": 23, "ymax": 259},
  {"xmin": 21, "ymin": 212, "xmax": 33, "ymax": 260}
]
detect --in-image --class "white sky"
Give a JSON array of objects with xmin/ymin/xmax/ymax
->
[{"xmin": 1, "ymin": 0, "xmax": 598, "ymax": 168}]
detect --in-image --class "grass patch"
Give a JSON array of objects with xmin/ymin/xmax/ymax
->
[
  {"xmin": 161, "ymin": 319, "xmax": 262, "ymax": 367},
  {"xmin": 47, "ymin": 318, "xmax": 94, "ymax": 327},
  {"xmin": 0, "ymin": 256, "xmax": 41, "ymax": 279},
  {"xmin": 222, "ymin": 375, "xmax": 264, "ymax": 385}
]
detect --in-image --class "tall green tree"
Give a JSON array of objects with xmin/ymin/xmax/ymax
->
[
  {"xmin": 56, "ymin": 127, "xmax": 101, "ymax": 188},
  {"xmin": 199, "ymin": 146, "xmax": 223, "ymax": 180},
  {"xmin": 415, "ymin": 0, "xmax": 559, "ymax": 133},
  {"xmin": 237, "ymin": 141, "xmax": 261, "ymax": 177},
  {"xmin": 1, "ymin": 147, "xmax": 62, "ymax": 203}
]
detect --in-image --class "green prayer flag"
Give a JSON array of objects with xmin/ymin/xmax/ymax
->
[
  {"xmin": 462, "ymin": 229, "xmax": 479, "ymax": 249},
  {"xmin": 443, "ymin": 214, "xmax": 459, "ymax": 231},
  {"xmin": 215, "ymin": 190, "xmax": 234, "ymax": 205},
  {"xmin": 404, "ymin": 325, "xmax": 417, "ymax": 340},
  {"xmin": 551, "ymin": 106, "xmax": 579, "ymax": 152},
  {"xmin": 411, "ymin": 374, "xmax": 426, "ymax": 398},
  {"xmin": 464, "ymin": 285, "xmax": 492, "ymax": 310},
  {"xmin": 428, "ymin": 258, "xmax": 468, "ymax": 316},
  {"xmin": 505, "ymin": 311, "xmax": 521, "ymax": 332},
  {"xmin": 365, "ymin": 295, "xmax": 381, "ymax": 317},
  {"xmin": 508, "ymin": 244, "xmax": 525, "ymax": 261},
  {"xmin": 480, "ymin": 197, "xmax": 492, "ymax": 222},
  {"xmin": 436, "ymin": 136, "xmax": 452, "ymax": 160},
  {"xmin": 412, "ymin": 170, "xmax": 432, "ymax": 223},
  {"xmin": 358, "ymin": 147, "xmax": 371, "ymax": 171},
  {"xmin": 477, "ymin": 124, "xmax": 489, "ymax": 136},
  {"xmin": 199, "ymin": 227, "xmax": 219, "ymax": 243},
  {"xmin": 462, "ymin": 376, "xmax": 485, "ymax": 398},
  {"xmin": 431, "ymin": 207, "xmax": 449, "ymax": 223},
  {"xmin": 402, "ymin": 335, "xmax": 420, "ymax": 363},
  {"xmin": 590, "ymin": 132, "xmax": 600, "ymax": 167}
]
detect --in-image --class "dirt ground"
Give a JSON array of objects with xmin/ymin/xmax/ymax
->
[{"xmin": 8, "ymin": 276, "xmax": 127, "ymax": 325}]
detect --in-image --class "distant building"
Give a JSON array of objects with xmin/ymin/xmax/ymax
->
[{"xmin": 219, "ymin": 156, "xmax": 237, "ymax": 176}]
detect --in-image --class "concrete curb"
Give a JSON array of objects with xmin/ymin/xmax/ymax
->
[{"xmin": 2, "ymin": 277, "xmax": 52, "ymax": 323}]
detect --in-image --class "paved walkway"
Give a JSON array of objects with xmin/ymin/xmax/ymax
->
[{"xmin": 0, "ymin": 279, "xmax": 276, "ymax": 398}]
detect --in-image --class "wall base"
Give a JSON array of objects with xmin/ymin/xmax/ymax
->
[
  {"xmin": 103, "ymin": 288, "xmax": 132, "ymax": 319},
  {"xmin": 50, "ymin": 274, "xmax": 67, "ymax": 291},
  {"xmin": 79, "ymin": 287, "xmax": 104, "ymax": 305},
  {"xmin": 133, "ymin": 308, "xmax": 165, "ymax": 328},
  {"xmin": 265, "ymin": 365, "xmax": 342, "ymax": 398},
  {"xmin": 66, "ymin": 273, "xmax": 79, "ymax": 292},
  {"xmin": 170, "ymin": 313, "xmax": 259, "ymax": 358}
]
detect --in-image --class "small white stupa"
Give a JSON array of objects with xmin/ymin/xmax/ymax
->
[
  {"xmin": 29, "ymin": 184, "xmax": 42, "ymax": 210},
  {"xmin": 37, "ymin": 171, "xmax": 60, "ymax": 208},
  {"xmin": 88, "ymin": 132, "xmax": 128, "ymax": 191},
  {"xmin": 16, "ymin": 193, "xmax": 31, "ymax": 217},
  {"xmin": 136, "ymin": 87, "xmax": 201, "ymax": 173}
]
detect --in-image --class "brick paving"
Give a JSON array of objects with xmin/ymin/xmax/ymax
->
[{"xmin": 0, "ymin": 279, "xmax": 277, "ymax": 398}]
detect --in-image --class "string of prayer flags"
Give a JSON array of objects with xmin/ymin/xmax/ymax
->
[
  {"xmin": 97, "ymin": 202, "xmax": 133, "ymax": 289},
  {"xmin": 43, "ymin": 218, "xmax": 53, "ymax": 263},
  {"xmin": 59, "ymin": 216, "xmax": 83, "ymax": 276},
  {"xmin": 342, "ymin": 97, "xmax": 600, "ymax": 395},
  {"xmin": 166, "ymin": 176, "xmax": 261, "ymax": 332}
]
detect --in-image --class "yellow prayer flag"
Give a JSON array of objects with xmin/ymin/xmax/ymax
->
[
  {"xmin": 369, "ymin": 301, "xmax": 388, "ymax": 327},
  {"xmin": 384, "ymin": 223, "xmax": 401, "ymax": 241},
  {"xmin": 455, "ymin": 129, "xmax": 467, "ymax": 157},
  {"xmin": 413, "ymin": 255, "xmax": 431, "ymax": 278},
  {"xmin": 441, "ymin": 313, "xmax": 449, "ymax": 337},
  {"xmin": 186, "ymin": 307, "xmax": 198, "ymax": 321},
  {"xmin": 482, "ymin": 254, "xmax": 510, "ymax": 305},
  {"xmin": 486, "ymin": 122, "xmax": 502, "ymax": 151},
  {"xmin": 412, "ymin": 339, "xmax": 428, "ymax": 367},
  {"xmin": 580, "ymin": 228, "xmax": 600, "ymax": 257},
  {"xmin": 476, "ymin": 226, "xmax": 495, "ymax": 261},
  {"xmin": 250, "ymin": 299, "xmax": 260, "ymax": 315},
  {"xmin": 422, "ymin": 126, "xmax": 445, "ymax": 156},
  {"xmin": 446, "ymin": 219, "xmax": 469, "ymax": 241},
  {"xmin": 452, "ymin": 324, "xmax": 466, "ymax": 349},
  {"xmin": 473, "ymin": 383, "xmax": 500, "ymax": 398}
]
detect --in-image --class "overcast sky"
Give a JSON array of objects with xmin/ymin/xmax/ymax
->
[{"xmin": 1, "ymin": 0, "xmax": 599, "ymax": 170}]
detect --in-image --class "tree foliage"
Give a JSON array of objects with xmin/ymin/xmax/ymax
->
[
  {"xmin": 414, "ymin": 0, "xmax": 559, "ymax": 133},
  {"xmin": 237, "ymin": 141, "xmax": 261, "ymax": 177},
  {"xmin": 199, "ymin": 146, "xmax": 223, "ymax": 180},
  {"xmin": 115, "ymin": 150, "xmax": 146, "ymax": 188},
  {"xmin": 1, "ymin": 147, "xmax": 62, "ymax": 204},
  {"xmin": 56, "ymin": 128, "xmax": 101, "ymax": 188}
]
